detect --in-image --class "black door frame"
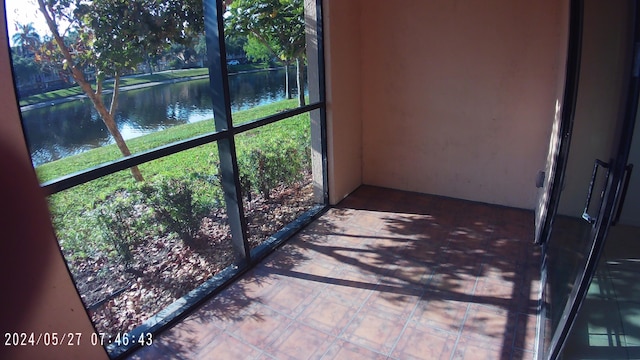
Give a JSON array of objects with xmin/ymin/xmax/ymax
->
[
  {"xmin": 535, "ymin": 0, "xmax": 583, "ymax": 247},
  {"xmin": 538, "ymin": 0, "xmax": 640, "ymax": 358}
]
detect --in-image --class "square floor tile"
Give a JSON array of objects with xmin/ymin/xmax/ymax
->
[
  {"xmin": 197, "ymin": 332, "xmax": 262, "ymax": 359},
  {"xmin": 294, "ymin": 256, "xmax": 338, "ymax": 277},
  {"xmin": 322, "ymin": 339, "xmax": 387, "ymax": 360},
  {"xmin": 152, "ymin": 315, "xmax": 223, "ymax": 357},
  {"xmin": 265, "ymin": 322, "xmax": 335, "ymax": 360},
  {"xmin": 363, "ymin": 286, "xmax": 422, "ymax": 320},
  {"xmin": 297, "ymin": 293, "xmax": 359, "ymax": 336},
  {"xmin": 513, "ymin": 313, "xmax": 538, "ymax": 352},
  {"xmin": 341, "ymin": 307, "xmax": 405, "ymax": 354},
  {"xmin": 232, "ymin": 275, "xmax": 280, "ymax": 305},
  {"xmin": 427, "ymin": 272, "xmax": 477, "ymax": 297},
  {"xmin": 412, "ymin": 297, "xmax": 469, "ymax": 333},
  {"xmin": 227, "ymin": 303, "xmax": 293, "ymax": 349},
  {"xmin": 391, "ymin": 323, "xmax": 456, "ymax": 360},
  {"xmin": 379, "ymin": 258, "xmax": 434, "ymax": 289},
  {"xmin": 461, "ymin": 305, "xmax": 513, "ymax": 345},
  {"xmin": 259, "ymin": 280, "xmax": 318, "ymax": 317},
  {"xmin": 321, "ymin": 268, "xmax": 379, "ymax": 305},
  {"xmin": 452, "ymin": 335, "xmax": 511, "ymax": 359},
  {"xmin": 473, "ymin": 277, "xmax": 515, "ymax": 309},
  {"xmin": 125, "ymin": 341, "xmax": 177, "ymax": 360},
  {"xmin": 480, "ymin": 261, "xmax": 519, "ymax": 282}
]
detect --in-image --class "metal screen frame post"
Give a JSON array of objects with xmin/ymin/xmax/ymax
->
[{"xmin": 205, "ymin": 0, "xmax": 250, "ymax": 264}]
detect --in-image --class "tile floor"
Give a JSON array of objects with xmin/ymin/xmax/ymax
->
[
  {"xmin": 562, "ymin": 224, "xmax": 640, "ymax": 359},
  {"xmin": 126, "ymin": 186, "xmax": 541, "ymax": 360}
]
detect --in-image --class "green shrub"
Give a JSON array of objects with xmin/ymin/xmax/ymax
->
[
  {"xmin": 187, "ymin": 171, "xmax": 226, "ymax": 210},
  {"xmin": 54, "ymin": 213, "xmax": 103, "ymax": 261},
  {"xmin": 236, "ymin": 137, "xmax": 307, "ymax": 200},
  {"xmin": 140, "ymin": 177, "xmax": 209, "ymax": 244},
  {"xmin": 93, "ymin": 188, "xmax": 153, "ymax": 265},
  {"xmin": 49, "ymin": 190, "xmax": 113, "ymax": 262}
]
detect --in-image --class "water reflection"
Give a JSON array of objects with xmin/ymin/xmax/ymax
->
[{"xmin": 21, "ymin": 68, "xmax": 300, "ymax": 166}]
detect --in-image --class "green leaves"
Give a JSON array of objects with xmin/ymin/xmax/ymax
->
[
  {"xmin": 139, "ymin": 177, "xmax": 209, "ymax": 245},
  {"xmin": 236, "ymin": 133, "xmax": 309, "ymax": 200},
  {"xmin": 225, "ymin": 0, "xmax": 305, "ymax": 64},
  {"xmin": 94, "ymin": 189, "xmax": 151, "ymax": 265},
  {"xmin": 11, "ymin": 22, "xmax": 41, "ymax": 52},
  {"xmin": 42, "ymin": 0, "xmax": 204, "ymax": 76}
]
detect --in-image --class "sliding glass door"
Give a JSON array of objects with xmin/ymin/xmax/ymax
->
[{"xmin": 538, "ymin": 0, "xmax": 640, "ymax": 358}]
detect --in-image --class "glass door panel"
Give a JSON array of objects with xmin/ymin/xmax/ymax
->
[
  {"xmin": 539, "ymin": 0, "xmax": 636, "ymax": 358},
  {"xmin": 561, "ymin": 84, "xmax": 640, "ymax": 360}
]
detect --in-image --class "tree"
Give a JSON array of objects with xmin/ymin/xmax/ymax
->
[
  {"xmin": 34, "ymin": 35, "xmax": 72, "ymax": 88},
  {"xmin": 225, "ymin": 0, "xmax": 307, "ymax": 106},
  {"xmin": 12, "ymin": 23, "xmax": 41, "ymax": 56},
  {"xmin": 10, "ymin": 53, "xmax": 40, "ymax": 87},
  {"xmin": 225, "ymin": 34, "xmax": 247, "ymax": 62},
  {"xmin": 168, "ymin": 42, "xmax": 199, "ymax": 69},
  {"xmin": 36, "ymin": 0, "xmax": 204, "ymax": 181},
  {"xmin": 194, "ymin": 34, "xmax": 208, "ymax": 67},
  {"xmin": 242, "ymin": 36, "xmax": 272, "ymax": 63}
]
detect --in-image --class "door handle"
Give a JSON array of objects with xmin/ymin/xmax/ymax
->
[
  {"xmin": 582, "ymin": 159, "xmax": 611, "ymax": 224},
  {"xmin": 612, "ymin": 164, "xmax": 634, "ymax": 225}
]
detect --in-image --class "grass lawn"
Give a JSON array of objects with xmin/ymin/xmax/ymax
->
[
  {"xmin": 41, "ymin": 98, "xmax": 311, "ymax": 259},
  {"xmin": 36, "ymin": 98, "xmax": 305, "ymax": 183}
]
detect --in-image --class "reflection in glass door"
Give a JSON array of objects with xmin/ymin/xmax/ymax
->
[
  {"xmin": 538, "ymin": 0, "xmax": 639, "ymax": 358},
  {"xmin": 561, "ymin": 89, "xmax": 640, "ymax": 360}
]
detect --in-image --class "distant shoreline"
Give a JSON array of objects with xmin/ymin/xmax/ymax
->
[
  {"xmin": 20, "ymin": 75, "xmax": 209, "ymax": 112},
  {"xmin": 20, "ymin": 67, "xmax": 285, "ymax": 112}
]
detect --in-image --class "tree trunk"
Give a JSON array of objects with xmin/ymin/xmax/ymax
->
[
  {"xmin": 284, "ymin": 64, "xmax": 291, "ymax": 99},
  {"xmin": 72, "ymin": 67, "xmax": 144, "ymax": 182},
  {"xmin": 109, "ymin": 72, "xmax": 144, "ymax": 181},
  {"xmin": 37, "ymin": 0, "xmax": 143, "ymax": 182},
  {"xmin": 74, "ymin": 70, "xmax": 144, "ymax": 181},
  {"xmin": 296, "ymin": 57, "xmax": 305, "ymax": 107}
]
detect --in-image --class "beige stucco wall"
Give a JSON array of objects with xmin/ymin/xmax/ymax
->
[
  {"xmin": 359, "ymin": 0, "xmax": 567, "ymax": 209},
  {"xmin": 323, "ymin": 0, "xmax": 363, "ymax": 204},
  {"xmin": 0, "ymin": 3, "xmax": 108, "ymax": 359}
]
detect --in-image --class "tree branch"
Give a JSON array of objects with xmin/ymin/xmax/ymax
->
[
  {"xmin": 37, "ymin": 0, "xmax": 95, "ymax": 98},
  {"xmin": 109, "ymin": 70, "xmax": 121, "ymax": 116},
  {"xmin": 96, "ymin": 77, "xmax": 103, "ymax": 97},
  {"xmin": 36, "ymin": 0, "xmax": 143, "ymax": 182}
]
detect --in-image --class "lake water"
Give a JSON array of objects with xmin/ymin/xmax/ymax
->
[{"xmin": 21, "ymin": 68, "xmax": 301, "ymax": 166}]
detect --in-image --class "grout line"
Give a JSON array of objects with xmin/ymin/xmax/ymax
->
[
  {"xmin": 200, "ymin": 329, "xmax": 267, "ymax": 359},
  {"xmin": 448, "ymin": 290, "xmax": 476, "ymax": 359},
  {"xmin": 448, "ymin": 253, "xmax": 483, "ymax": 360},
  {"xmin": 317, "ymin": 276, "xmax": 384, "ymax": 358},
  {"xmin": 387, "ymin": 253, "xmax": 437, "ymax": 357},
  {"xmin": 315, "ymin": 221, "xmax": 386, "ymax": 359}
]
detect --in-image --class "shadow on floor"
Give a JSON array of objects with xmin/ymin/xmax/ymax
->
[{"xmin": 129, "ymin": 185, "xmax": 541, "ymax": 360}]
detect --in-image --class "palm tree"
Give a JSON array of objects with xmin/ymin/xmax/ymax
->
[{"xmin": 12, "ymin": 23, "xmax": 41, "ymax": 56}]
